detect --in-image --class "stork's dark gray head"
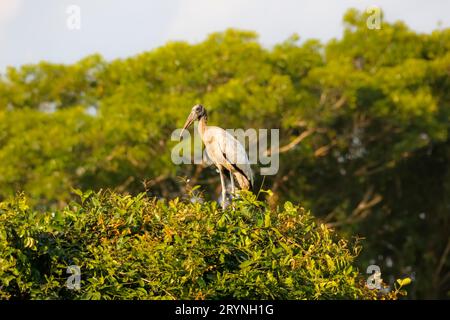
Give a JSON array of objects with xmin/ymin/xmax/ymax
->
[
  {"xmin": 180, "ymin": 104, "xmax": 207, "ymax": 139},
  {"xmin": 191, "ymin": 104, "xmax": 207, "ymax": 119}
]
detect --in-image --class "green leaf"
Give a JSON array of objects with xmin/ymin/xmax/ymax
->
[
  {"xmin": 239, "ymin": 260, "xmax": 253, "ymax": 269},
  {"xmin": 397, "ymin": 278, "xmax": 412, "ymax": 287}
]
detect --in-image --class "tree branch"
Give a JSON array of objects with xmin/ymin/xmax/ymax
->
[
  {"xmin": 327, "ymin": 186, "xmax": 382, "ymax": 228},
  {"xmin": 434, "ymin": 238, "xmax": 450, "ymax": 286},
  {"xmin": 266, "ymin": 128, "xmax": 315, "ymax": 156}
]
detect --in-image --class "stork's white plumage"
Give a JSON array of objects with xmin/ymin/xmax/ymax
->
[{"xmin": 180, "ymin": 104, "xmax": 253, "ymax": 208}]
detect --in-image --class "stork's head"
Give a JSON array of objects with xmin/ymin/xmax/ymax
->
[{"xmin": 180, "ymin": 104, "xmax": 207, "ymax": 139}]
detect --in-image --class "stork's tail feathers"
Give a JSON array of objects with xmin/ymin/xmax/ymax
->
[{"xmin": 233, "ymin": 172, "xmax": 253, "ymax": 192}]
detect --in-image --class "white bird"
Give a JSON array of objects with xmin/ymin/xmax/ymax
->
[{"xmin": 180, "ymin": 104, "xmax": 254, "ymax": 208}]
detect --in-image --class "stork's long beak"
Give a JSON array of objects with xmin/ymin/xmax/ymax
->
[{"xmin": 179, "ymin": 111, "xmax": 196, "ymax": 140}]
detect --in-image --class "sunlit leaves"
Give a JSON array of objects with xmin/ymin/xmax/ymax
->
[{"xmin": 0, "ymin": 191, "xmax": 394, "ymax": 300}]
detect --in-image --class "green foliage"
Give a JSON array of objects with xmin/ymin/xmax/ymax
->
[
  {"xmin": 0, "ymin": 190, "xmax": 403, "ymax": 300},
  {"xmin": 0, "ymin": 9, "xmax": 448, "ymax": 298}
]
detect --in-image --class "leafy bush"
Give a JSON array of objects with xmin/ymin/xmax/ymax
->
[{"xmin": 0, "ymin": 190, "xmax": 407, "ymax": 300}]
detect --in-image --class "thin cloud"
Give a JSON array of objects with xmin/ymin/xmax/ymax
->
[{"xmin": 0, "ymin": 0, "xmax": 22, "ymax": 24}]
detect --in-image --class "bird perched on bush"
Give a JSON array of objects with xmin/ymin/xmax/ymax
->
[{"xmin": 180, "ymin": 104, "xmax": 253, "ymax": 208}]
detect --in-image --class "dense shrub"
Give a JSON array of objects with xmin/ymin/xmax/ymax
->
[{"xmin": 0, "ymin": 190, "xmax": 407, "ymax": 300}]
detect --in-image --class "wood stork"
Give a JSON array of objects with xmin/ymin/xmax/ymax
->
[{"xmin": 180, "ymin": 104, "xmax": 253, "ymax": 208}]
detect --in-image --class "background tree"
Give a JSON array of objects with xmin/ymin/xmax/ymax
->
[{"xmin": 0, "ymin": 9, "xmax": 448, "ymax": 298}]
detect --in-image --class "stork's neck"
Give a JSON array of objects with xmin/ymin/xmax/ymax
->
[{"xmin": 197, "ymin": 116, "xmax": 207, "ymax": 138}]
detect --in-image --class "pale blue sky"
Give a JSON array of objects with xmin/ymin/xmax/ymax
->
[{"xmin": 0, "ymin": 0, "xmax": 449, "ymax": 72}]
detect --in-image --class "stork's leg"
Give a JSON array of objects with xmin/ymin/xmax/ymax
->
[
  {"xmin": 229, "ymin": 171, "xmax": 236, "ymax": 210},
  {"xmin": 218, "ymin": 167, "xmax": 227, "ymax": 209},
  {"xmin": 229, "ymin": 171, "xmax": 235, "ymax": 195}
]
